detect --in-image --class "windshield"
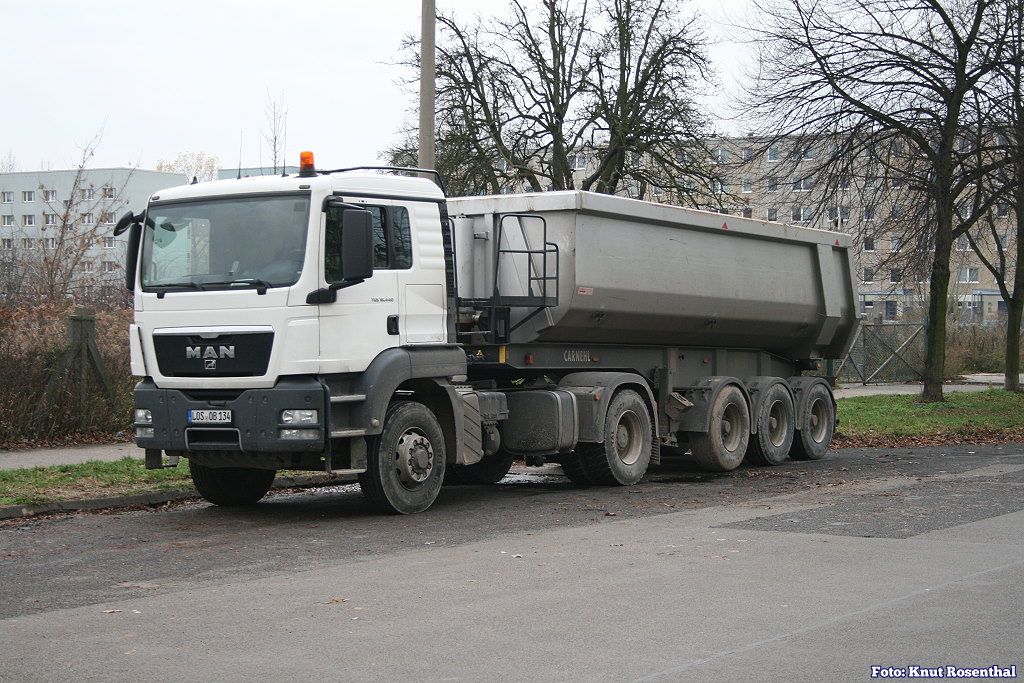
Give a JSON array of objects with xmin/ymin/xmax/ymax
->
[{"xmin": 140, "ymin": 194, "xmax": 311, "ymax": 291}]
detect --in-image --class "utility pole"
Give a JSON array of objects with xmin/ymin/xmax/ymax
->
[{"xmin": 419, "ymin": 0, "xmax": 436, "ymax": 173}]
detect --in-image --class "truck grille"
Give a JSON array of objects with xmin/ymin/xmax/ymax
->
[{"xmin": 153, "ymin": 332, "xmax": 274, "ymax": 377}]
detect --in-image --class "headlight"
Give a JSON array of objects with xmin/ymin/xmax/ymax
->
[
  {"xmin": 279, "ymin": 428, "xmax": 319, "ymax": 440},
  {"xmin": 281, "ymin": 409, "xmax": 318, "ymax": 424},
  {"xmin": 135, "ymin": 408, "xmax": 153, "ymax": 424}
]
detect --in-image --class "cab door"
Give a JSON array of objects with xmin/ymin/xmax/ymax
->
[{"xmin": 317, "ymin": 201, "xmax": 403, "ymax": 373}]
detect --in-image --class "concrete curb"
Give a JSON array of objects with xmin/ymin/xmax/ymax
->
[{"xmin": 0, "ymin": 473, "xmax": 350, "ymax": 521}]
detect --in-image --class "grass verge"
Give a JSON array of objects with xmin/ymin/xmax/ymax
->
[
  {"xmin": 834, "ymin": 389, "xmax": 1024, "ymax": 447},
  {"xmin": 0, "ymin": 458, "xmax": 193, "ymax": 506}
]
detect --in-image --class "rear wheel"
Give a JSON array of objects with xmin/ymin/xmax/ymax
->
[
  {"xmin": 359, "ymin": 401, "xmax": 446, "ymax": 514},
  {"xmin": 558, "ymin": 452, "xmax": 594, "ymax": 486},
  {"xmin": 746, "ymin": 383, "xmax": 795, "ymax": 466},
  {"xmin": 790, "ymin": 383, "xmax": 835, "ymax": 461},
  {"xmin": 690, "ymin": 385, "xmax": 750, "ymax": 472},
  {"xmin": 578, "ymin": 389, "xmax": 653, "ymax": 486},
  {"xmin": 189, "ymin": 461, "xmax": 276, "ymax": 506},
  {"xmin": 454, "ymin": 452, "xmax": 515, "ymax": 484}
]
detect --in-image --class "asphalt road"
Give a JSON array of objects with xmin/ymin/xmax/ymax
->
[{"xmin": 1, "ymin": 443, "xmax": 1022, "ymax": 682}]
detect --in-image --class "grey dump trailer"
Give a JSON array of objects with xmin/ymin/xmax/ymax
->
[{"xmin": 128, "ymin": 165, "xmax": 858, "ymax": 514}]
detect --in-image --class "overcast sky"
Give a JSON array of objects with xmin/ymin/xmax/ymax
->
[{"xmin": 3, "ymin": 0, "xmax": 751, "ymax": 173}]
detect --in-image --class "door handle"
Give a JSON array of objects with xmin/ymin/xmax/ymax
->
[{"xmin": 387, "ymin": 315, "xmax": 399, "ymax": 335}]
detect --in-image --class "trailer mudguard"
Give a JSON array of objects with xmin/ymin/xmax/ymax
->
[
  {"xmin": 787, "ymin": 376, "xmax": 837, "ymax": 432},
  {"xmin": 673, "ymin": 376, "xmax": 750, "ymax": 434},
  {"xmin": 743, "ymin": 376, "xmax": 796, "ymax": 435}
]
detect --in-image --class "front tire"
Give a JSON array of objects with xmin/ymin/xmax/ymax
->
[
  {"xmin": 578, "ymin": 389, "xmax": 653, "ymax": 486},
  {"xmin": 189, "ymin": 462, "xmax": 276, "ymax": 506},
  {"xmin": 359, "ymin": 401, "xmax": 446, "ymax": 514}
]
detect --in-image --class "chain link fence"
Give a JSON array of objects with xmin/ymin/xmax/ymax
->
[{"xmin": 834, "ymin": 323, "xmax": 926, "ymax": 384}]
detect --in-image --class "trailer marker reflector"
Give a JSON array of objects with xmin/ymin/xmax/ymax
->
[{"xmin": 722, "ymin": 222, "xmax": 729, "ymax": 229}]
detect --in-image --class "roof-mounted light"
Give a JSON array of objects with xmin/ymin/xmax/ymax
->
[{"xmin": 298, "ymin": 151, "xmax": 317, "ymax": 177}]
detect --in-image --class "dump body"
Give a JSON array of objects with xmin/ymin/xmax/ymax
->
[{"xmin": 449, "ymin": 191, "xmax": 858, "ymax": 361}]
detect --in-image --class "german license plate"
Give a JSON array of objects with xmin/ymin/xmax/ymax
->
[{"xmin": 188, "ymin": 409, "xmax": 232, "ymax": 424}]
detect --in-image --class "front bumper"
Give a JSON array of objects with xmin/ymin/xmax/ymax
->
[{"xmin": 133, "ymin": 376, "xmax": 327, "ymax": 453}]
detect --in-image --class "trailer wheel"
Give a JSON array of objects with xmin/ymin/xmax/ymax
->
[
  {"xmin": 189, "ymin": 462, "xmax": 276, "ymax": 506},
  {"xmin": 453, "ymin": 452, "xmax": 515, "ymax": 484},
  {"xmin": 790, "ymin": 384, "xmax": 835, "ymax": 461},
  {"xmin": 746, "ymin": 383, "xmax": 795, "ymax": 466},
  {"xmin": 359, "ymin": 401, "xmax": 445, "ymax": 514},
  {"xmin": 690, "ymin": 385, "xmax": 750, "ymax": 472},
  {"xmin": 579, "ymin": 389, "xmax": 652, "ymax": 486}
]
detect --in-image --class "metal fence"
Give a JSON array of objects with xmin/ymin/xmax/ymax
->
[{"xmin": 834, "ymin": 323, "xmax": 926, "ymax": 384}]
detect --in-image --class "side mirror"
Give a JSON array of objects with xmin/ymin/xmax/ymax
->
[
  {"xmin": 124, "ymin": 223, "xmax": 142, "ymax": 291},
  {"xmin": 340, "ymin": 209, "xmax": 374, "ymax": 282},
  {"xmin": 113, "ymin": 211, "xmax": 137, "ymax": 236}
]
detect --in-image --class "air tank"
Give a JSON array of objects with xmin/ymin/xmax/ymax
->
[{"xmin": 447, "ymin": 191, "xmax": 859, "ymax": 361}]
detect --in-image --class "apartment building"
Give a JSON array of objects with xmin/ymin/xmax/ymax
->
[{"xmin": 0, "ymin": 168, "xmax": 186, "ymax": 305}]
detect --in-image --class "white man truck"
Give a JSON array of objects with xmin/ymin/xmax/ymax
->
[{"xmin": 122, "ymin": 154, "xmax": 859, "ymax": 514}]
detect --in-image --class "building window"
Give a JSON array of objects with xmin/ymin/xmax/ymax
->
[
  {"xmin": 766, "ymin": 208, "xmax": 778, "ymax": 222},
  {"xmin": 742, "ymin": 178, "xmax": 753, "ymax": 193},
  {"xmin": 792, "ymin": 176, "xmax": 813, "ymax": 192},
  {"xmin": 102, "ymin": 260, "xmax": 118, "ymax": 273},
  {"xmin": 864, "ymin": 205, "xmax": 876, "ymax": 221},
  {"xmin": 863, "ymin": 267, "xmax": 875, "ymax": 282},
  {"xmin": 43, "ymin": 189, "xmax": 57, "ymax": 202},
  {"xmin": 828, "ymin": 206, "xmax": 851, "ymax": 223},
  {"xmin": 43, "ymin": 237, "xmax": 56, "ymax": 250},
  {"xmin": 838, "ymin": 175, "xmax": 851, "ymax": 190},
  {"xmin": 0, "ymin": 191, "xmax": 12, "ymax": 203},
  {"xmin": 996, "ymin": 203, "xmax": 1009, "ymax": 218},
  {"xmin": 863, "ymin": 237, "xmax": 875, "ymax": 252},
  {"xmin": 568, "ymin": 155, "xmax": 587, "ymax": 171},
  {"xmin": 791, "ymin": 206, "xmax": 811, "ymax": 223},
  {"xmin": 101, "ymin": 212, "xmax": 115, "ymax": 224},
  {"xmin": 1, "ymin": 238, "xmax": 12, "ymax": 250},
  {"xmin": 82, "ymin": 261, "xmax": 95, "ymax": 274},
  {"xmin": 766, "ymin": 177, "xmax": 778, "ymax": 193},
  {"xmin": 890, "ymin": 237, "xmax": 902, "ymax": 252},
  {"xmin": 103, "ymin": 236, "xmax": 115, "ymax": 248},
  {"xmin": 956, "ymin": 235, "xmax": 971, "ymax": 251},
  {"xmin": 1, "ymin": 215, "xmax": 13, "ymax": 227},
  {"xmin": 889, "ymin": 176, "xmax": 904, "ymax": 189},
  {"xmin": 958, "ymin": 268, "xmax": 979, "ymax": 283},
  {"xmin": 741, "ymin": 208, "xmax": 753, "ymax": 219},
  {"xmin": 865, "ymin": 175, "xmax": 879, "ymax": 190},
  {"xmin": 885, "ymin": 300, "xmax": 898, "ymax": 320},
  {"xmin": 742, "ymin": 147, "xmax": 753, "ymax": 162},
  {"xmin": 20, "ymin": 238, "xmax": 34, "ymax": 249},
  {"xmin": 80, "ymin": 188, "xmax": 95, "ymax": 201},
  {"xmin": 102, "ymin": 186, "xmax": 115, "ymax": 199},
  {"xmin": 21, "ymin": 215, "xmax": 35, "ymax": 227},
  {"xmin": 22, "ymin": 191, "xmax": 34, "ymax": 202},
  {"xmin": 44, "ymin": 213, "xmax": 58, "ymax": 226},
  {"xmin": 890, "ymin": 268, "xmax": 902, "ymax": 283},
  {"xmin": 713, "ymin": 148, "xmax": 730, "ymax": 164},
  {"xmin": 711, "ymin": 179, "xmax": 728, "ymax": 194},
  {"xmin": 80, "ymin": 212, "xmax": 94, "ymax": 224},
  {"xmin": 767, "ymin": 146, "xmax": 779, "ymax": 162},
  {"xmin": 890, "ymin": 204, "xmax": 902, "ymax": 220}
]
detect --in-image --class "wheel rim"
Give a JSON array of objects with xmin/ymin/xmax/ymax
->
[
  {"xmin": 720, "ymin": 401, "xmax": 744, "ymax": 452},
  {"xmin": 807, "ymin": 398, "xmax": 829, "ymax": 444},
  {"xmin": 394, "ymin": 428, "xmax": 435, "ymax": 489},
  {"xmin": 767, "ymin": 399, "xmax": 789, "ymax": 447},
  {"xmin": 614, "ymin": 410, "xmax": 644, "ymax": 466}
]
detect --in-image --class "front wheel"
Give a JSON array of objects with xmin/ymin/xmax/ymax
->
[
  {"xmin": 790, "ymin": 383, "xmax": 835, "ymax": 461},
  {"xmin": 359, "ymin": 401, "xmax": 446, "ymax": 514},
  {"xmin": 189, "ymin": 461, "xmax": 276, "ymax": 506}
]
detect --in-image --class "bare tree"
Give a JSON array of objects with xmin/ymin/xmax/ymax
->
[
  {"xmin": 390, "ymin": 0, "xmax": 714, "ymax": 200},
  {"xmin": 155, "ymin": 152, "xmax": 220, "ymax": 183},
  {"xmin": 740, "ymin": 0, "xmax": 1015, "ymax": 401},
  {"xmin": 1, "ymin": 151, "xmax": 16, "ymax": 173},
  {"xmin": 262, "ymin": 92, "xmax": 288, "ymax": 174}
]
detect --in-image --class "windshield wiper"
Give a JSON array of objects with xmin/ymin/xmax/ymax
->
[
  {"xmin": 202, "ymin": 279, "xmax": 274, "ymax": 295},
  {"xmin": 148, "ymin": 281, "xmax": 207, "ymax": 299}
]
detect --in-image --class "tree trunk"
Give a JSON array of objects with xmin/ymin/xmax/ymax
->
[
  {"xmin": 922, "ymin": 228, "xmax": 953, "ymax": 402},
  {"xmin": 1006, "ymin": 299, "xmax": 1022, "ymax": 392}
]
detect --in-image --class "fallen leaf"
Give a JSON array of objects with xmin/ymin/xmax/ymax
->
[
  {"xmin": 103, "ymin": 610, "xmax": 123, "ymax": 614},
  {"xmin": 321, "ymin": 598, "xmax": 350, "ymax": 605}
]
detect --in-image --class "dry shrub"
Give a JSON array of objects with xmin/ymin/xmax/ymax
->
[
  {"xmin": 944, "ymin": 324, "xmax": 1022, "ymax": 376},
  {"xmin": 0, "ymin": 305, "xmax": 134, "ymax": 446}
]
